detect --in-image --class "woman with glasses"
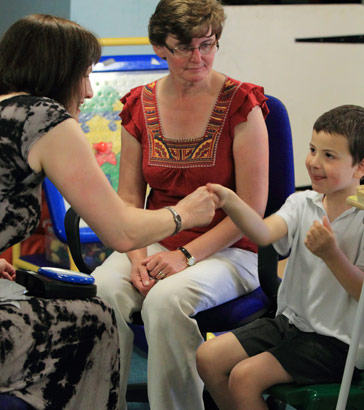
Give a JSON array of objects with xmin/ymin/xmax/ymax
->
[{"xmin": 92, "ymin": 1, "xmax": 269, "ymax": 409}]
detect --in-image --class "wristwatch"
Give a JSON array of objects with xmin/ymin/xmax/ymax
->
[
  {"xmin": 164, "ymin": 206, "xmax": 182, "ymax": 235},
  {"xmin": 178, "ymin": 246, "xmax": 196, "ymax": 266}
]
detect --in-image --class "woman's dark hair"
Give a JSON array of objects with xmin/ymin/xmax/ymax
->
[
  {"xmin": 0, "ymin": 14, "xmax": 101, "ymax": 110},
  {"xmin": 314, "ymin": 105, "xmax": 364, "ymax": 165},
  {"xmin": 148, "ymin": 0, "xmax": 226, "ymax": 46}
]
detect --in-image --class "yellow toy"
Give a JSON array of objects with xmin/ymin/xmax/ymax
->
[{"xmin": 347, "ymin": 185, "xmax": 364, "ymax": 210}]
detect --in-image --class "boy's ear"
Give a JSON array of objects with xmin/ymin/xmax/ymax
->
[{"xmin": 354, "ymin": 159, "xmax": 364, "ymax": 179}]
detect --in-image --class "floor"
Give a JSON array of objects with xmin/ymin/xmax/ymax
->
[
  {"xmin": 127, "ymin": 347, "xmax": 150, "ymax": 410},
  {"xmin": 128, "ymin": 401, "xmax": 150, "ymax": 410}
]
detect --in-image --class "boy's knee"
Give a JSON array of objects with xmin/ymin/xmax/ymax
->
[{"xmin": 229, "ymin": 360, "xmax": 263, "ymax": 395}]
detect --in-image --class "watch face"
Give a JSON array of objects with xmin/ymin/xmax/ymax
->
[{"xmin": 188, "ymin": 256, "xmax": 196, "ymax": 266}]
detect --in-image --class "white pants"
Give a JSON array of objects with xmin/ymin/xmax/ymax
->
[{"xmin": 92, "ymin": 243, "xmax": 259, "ymax": 410}]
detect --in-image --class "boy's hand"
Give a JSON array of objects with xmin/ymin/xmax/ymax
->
[
  {"xmin": 0, "ymin": 258, "xmax": 16, "ymax": 281},
  {"xmin": 206, "ymin": 183, "xmax": 231, "ymax": 208},
  {"xmin": 304, "ymin": 216, "xmax": 337, "ymax": 260}
]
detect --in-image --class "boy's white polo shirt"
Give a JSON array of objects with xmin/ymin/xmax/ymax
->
[{"xmin": 273, "ymin": 190, "xmax": 364, "ymax": 369}]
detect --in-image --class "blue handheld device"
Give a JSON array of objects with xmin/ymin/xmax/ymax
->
[{"xmin": 38, "ymin": 267, "xmax": 95, "ymax": 284}]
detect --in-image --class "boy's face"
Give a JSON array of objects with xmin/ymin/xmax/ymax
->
[{"xmin": 305, "ymin": 130, "xmax": 361, "ymax": 196}]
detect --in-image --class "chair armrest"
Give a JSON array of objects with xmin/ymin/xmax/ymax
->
[
  {"xmin": 64, "ymin": 208, "xmax": 93, "ymax": 274},
  {"xmin": 258, "ymin": 244, "xmax": 281, "ymax": 315}
]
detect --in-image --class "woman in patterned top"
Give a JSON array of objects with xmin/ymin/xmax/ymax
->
[
  {"xmin": 92, "ymin": 1, "xmax": 269, "ymax": 409},
  {"xmin": 0, "ymin": 14, "xmax": 217, "ymax": 410}
]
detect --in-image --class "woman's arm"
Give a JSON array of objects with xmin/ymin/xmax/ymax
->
[
  {"xmin": 117, "ymin": 127, "xmax": 149, "ymax": 250},
  {"xmin": 117, "ymin": 127, "xmax": 147, "ymax": 211},
  {"xmin": 117, "ymin": 128, "xmax": 153, "ymax": 292},
  {"xmin": 28, "ymin": 119, "xmax": 216, "ymax": 253},
  {"xmin": 180, "ymin": 106, "xmax": 269, "ymax": 262}
]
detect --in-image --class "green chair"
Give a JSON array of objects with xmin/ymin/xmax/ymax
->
[
  {"xmin": 265, "ymin": 266, "xmax": 364, "ymax": 410},
  {"xmin": 265, "ymin": 372, "xmax": 364, "ymax": 410}
]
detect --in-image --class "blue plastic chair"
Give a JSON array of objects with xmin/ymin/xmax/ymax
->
[{"xmin": 0, "ymin": 394, "xmax": 31, "ymax": 410}]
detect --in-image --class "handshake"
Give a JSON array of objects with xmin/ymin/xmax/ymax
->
[{"xmin": 172, "ymin": 183, "xmax": 228, "ymax": 231}]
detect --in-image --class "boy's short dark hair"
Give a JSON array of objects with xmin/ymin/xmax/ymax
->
[
  {"xmin": 313, "ymin": 105, "xmax": 364, "ymax": 165},
  {"xmin": 0, "ymin": 14, "xmax": 101, "ymax": 111}
]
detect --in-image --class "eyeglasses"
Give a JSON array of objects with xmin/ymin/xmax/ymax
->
[{"xmin": 164, "ymin": 41, "xmax": 219, "ymax": 58}]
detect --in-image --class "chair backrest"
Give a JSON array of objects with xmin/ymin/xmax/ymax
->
[
  {"xmin": 43, "ymin": 177, "xmax": 99, "ymax": 244},
  {"xmin": 258, "ymin": 95, "xmax": 295, "ymax": 306},
  {"xmin": 264, "ymin": 95, "xmax": 295, "ymax": 217}
]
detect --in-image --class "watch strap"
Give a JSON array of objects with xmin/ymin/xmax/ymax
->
[{"xmin": 178, "ymin": 246, "xmax": 193, "ymax": 261}]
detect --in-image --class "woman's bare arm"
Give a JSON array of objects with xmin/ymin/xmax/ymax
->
[{"xmin": 28, "ymin": 119, "xmax": 217, "ymax": 252}]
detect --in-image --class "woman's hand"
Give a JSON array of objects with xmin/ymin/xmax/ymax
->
[
  {"xmin": 130, "ymin": 250, "xmax": 187, "ymax": 295},
  {"xmin": 174, "ymin": 186, "xmax": 218, "ymax": 231},
  {"xmin": 130, "ymin": 260, "xmax": 156, "ymax": 296},
  {"xmin": 0, "ymin": 258, "xmax": 16, "ymax": 281},
  {"xmin": 142, "ymin": 250, "xmax": 188, "ymax": 280}
]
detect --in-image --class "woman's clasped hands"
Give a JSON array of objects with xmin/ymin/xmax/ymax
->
[{"xmin": 131, "ymin": 249, "xmax": 189, "ymax": 296}]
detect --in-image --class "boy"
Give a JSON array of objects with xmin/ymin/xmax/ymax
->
[{"xmin": 196, "ymin": 105, "xmax": 364, "ymax": 410}]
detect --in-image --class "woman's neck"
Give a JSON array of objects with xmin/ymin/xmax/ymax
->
[{"xmin": 161, "ymin": 70, "xmax": 222, "ymax": 100}]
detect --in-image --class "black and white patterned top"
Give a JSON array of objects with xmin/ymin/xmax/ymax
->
[
  {"xmin": 0, "ymin": 95, "xmax": 71, "ymax": 252},
  {"xmin": 0, "ymin": 98, "xmax": 120, "ymax": 410}
]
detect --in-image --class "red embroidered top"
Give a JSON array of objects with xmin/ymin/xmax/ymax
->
[{"xmin": 120, "ymin": 77, "xmax": 269, "ymax": 253}]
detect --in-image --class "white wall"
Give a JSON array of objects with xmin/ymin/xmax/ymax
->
[{"xmin": 215, "ymin": 4, "xmax": 364, "ymax": 186}]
